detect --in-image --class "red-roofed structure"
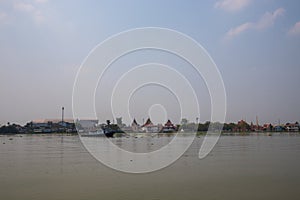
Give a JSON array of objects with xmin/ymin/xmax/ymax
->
[
  {"xmin": 141, "ymin": 118, "xmax": 160, "ymax": 133},
  {"xmin": 162, "ymin": 119, "xmax": 176, "ymax": 133}
]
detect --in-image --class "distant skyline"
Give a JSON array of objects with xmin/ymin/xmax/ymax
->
[{"xmin": 1, "ymin": 0, "xmax": 300, "ymax": 125}]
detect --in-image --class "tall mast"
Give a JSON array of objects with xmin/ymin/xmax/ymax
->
[
  {"xmin": 62, "ymin": 107, "xmax": 64, "ymax": 124},
  {"xmin": 256, "ymin": 116, "xmax": 259, "ymax": 127}
]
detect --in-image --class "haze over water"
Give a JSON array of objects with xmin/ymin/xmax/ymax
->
[{"xmin": 1, "ymin": 134, "xmax": 300, "ymax": 200}]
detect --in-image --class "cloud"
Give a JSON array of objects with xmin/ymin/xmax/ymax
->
[
  {"xmin": 13, "ymin": 2, "xmax": 45, "ymax": 24},
  {"xmin": 0, "ymin": 12, "xmax": 7, "ymax": 21},
  {"xmin": 256, "ymin": 8, "xmax": 285, "ymax": 30},
  {"xmin": 0, "ymin": 11, "xmax": 9, "ymax": 25},
  {"xmin": 225, "ymin": 8, "xmax": 285, "ymax": 40},
  {"xmin": 33, "ymin": 10, "xmax": 45, "ymax": 24},
  {"xmin": 288, "ymin": 21, "xmax": 300, "ymax": 36},
  {"xmin": 215, "ymin": 0, "xmax": 252, "ymax": 12},
  {"xmin": 14, "ymin": 2, "xmax": 35, "ymax": 12},
  {"xmin": 226, "ymin": 22, "xmax": 254, "ymax": 38}
]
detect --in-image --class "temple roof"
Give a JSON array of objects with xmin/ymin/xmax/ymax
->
[
  {"xmin": 142, "ymin": 118, "xmax": 153, "ymax": 127},
  {"xmin": 164, "ymin": 119, "xmax": 175, "ymax": 127},
  {"xmin": 131, "ymin": 118, "xmax": 139, "ymax": 126}
]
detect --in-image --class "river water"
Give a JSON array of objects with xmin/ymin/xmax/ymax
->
[{"xmin": 0, "ymin": 134, "xmax": 300, "ymax": 200}]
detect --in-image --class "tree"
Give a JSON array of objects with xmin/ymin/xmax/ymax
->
[
  {"xmin": 198, "ymin": 122, "xmax": 209, "ymax": 131},
  {"xmin": 237, "ymin": 120, "xmax": 250, "ymax": 132},
  {"xmin": 181, "ymin": 118, "xmax": 188, "ymax": 125},
  {"xmin": 223, "ymin": 123, "xmax": 236, "ymax": 131},
  {"xmin": 0, "ymin": 124, "xmax": 19, "ymax": 134}
]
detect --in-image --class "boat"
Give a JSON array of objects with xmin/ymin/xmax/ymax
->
[
  {"xmin": 80, "ymin": 129, "xmax": 105, "ymax": 137},
  {"xmin": 102, "ymin": 127, "xmax": 116, "ymax": 137}
]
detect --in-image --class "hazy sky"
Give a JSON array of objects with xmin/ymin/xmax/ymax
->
[{"xmin": 0, "ymin": 0, "xmax": 300, "ymax": 125}]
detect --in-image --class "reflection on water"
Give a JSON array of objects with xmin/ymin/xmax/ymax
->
[
  {"xmin": 110, "ymin": 135, "xmax": 175, "ymax": 153},
  {"xmin": 0, "ymin": 134, "xmax": 300, "ymax": 200}
]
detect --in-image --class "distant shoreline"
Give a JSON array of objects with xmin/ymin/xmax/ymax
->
[{"xmin": 0, "ymin": 132, "xmax": 299, "ymax": 137}]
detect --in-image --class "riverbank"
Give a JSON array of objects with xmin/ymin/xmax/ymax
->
[{"xmin": 0, "ymin": 131, "xmax": 299, "ymax": 137}]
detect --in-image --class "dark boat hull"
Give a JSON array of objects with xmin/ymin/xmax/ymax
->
[
  {"xmin": 104, "ymin": 131, "xmax": 115, "ymax": 137},
  {"xmin": 102, "ymin": 128, "xmax": 116, "ymax": 137}
]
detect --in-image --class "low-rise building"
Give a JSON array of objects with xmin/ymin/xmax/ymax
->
[
  {"xmin": 285, "ymin": 122, "xmax": 299, "ymax": 132},
  {"xmin": 131, "ymin": 119, "xmax": 140, "ymax": 132},
  {"xmin": 141, "ymin": 118, "xmax": 160, "ymax": 133}
]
